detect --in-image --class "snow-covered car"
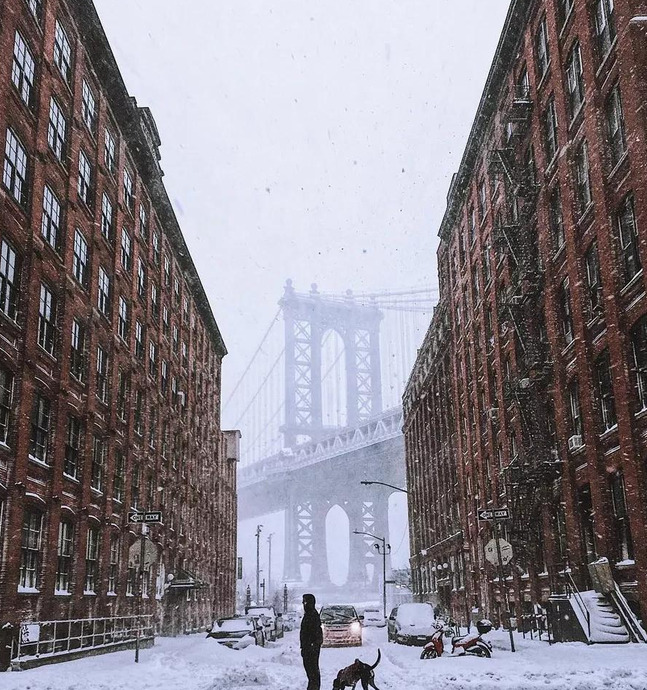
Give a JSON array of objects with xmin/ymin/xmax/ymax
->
[
  {"xmin": 387, "ymin": 603, "xmax": 435, "ymax": 645},
  {"xmin": 282, "ymin": 611, "xmax": 301, "ymax": 631},
  {"xmin": 207, "ymin": 617, "xmax": 265, "ymax": 649},
  {"xmin": 362, "ymin": 607, "xmax": 386, "ymax": 627},
  {"xmin": 320, "ymin": 605, "xmax": 362, "ymax": 647},
  {"xmin": 246, "ymin": 606, "xmax": 284, "ymax": 641}
]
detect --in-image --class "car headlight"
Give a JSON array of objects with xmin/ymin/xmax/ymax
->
[{"xmin": 350, "ymin": 622, "xmax": 361, "ymax": 634}]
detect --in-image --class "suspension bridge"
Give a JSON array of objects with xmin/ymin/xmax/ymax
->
[{"xmin": 225, "ymin": 280, "xmax": 435, "ymax": 593}]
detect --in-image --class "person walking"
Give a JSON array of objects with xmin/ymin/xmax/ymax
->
[{"xmin": 300, "ymin": 593, "xmax": 323, "ymax": 690}]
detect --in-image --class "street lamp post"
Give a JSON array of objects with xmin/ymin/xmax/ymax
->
[
  {"xmin": 267, "ymin": 533, "xmax": 274, "ymax": 600},
  {"xmin": 360, "ymin": 480, "xmax": 408, "ymax": 493},
  {"xmin": 353, "ymin": 530, "xmax": 391, "ymax": 619},
  {"xmin": 255, "ymin": 524, "xmax": 263, "ymax": 604}
]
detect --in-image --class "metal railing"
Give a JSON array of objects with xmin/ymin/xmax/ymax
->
[
  {"xmin": 12, "ymin": 615, "xmax": 153, "ymax": 662},
  {"xmin": 564, "ymin": 572, "xmax": 591, "ymax": 641}
]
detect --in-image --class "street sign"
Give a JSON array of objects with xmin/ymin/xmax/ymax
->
[
  {"xmin": 128, "ymin": 511, "xmax": 163, "ymax": 524},
  {"xmin": 477, "ymin": 507, "xmax": 510, "ymax": 521},
  {"xmin": 484, "ymin": 538, "xmax": 513, "ymax": 566}
]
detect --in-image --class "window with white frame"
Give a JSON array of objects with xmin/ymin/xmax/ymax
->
[
  {"xmin": 64, "ymin": 415, "xmax": 82, "ymax": 479},
  {"xmin": 38, "ymin": 283, "xmax": 56, "ymax": 354},
  {"xmin": 134, "ymin": 390, "xmax": 144, "ymax": 436},
  {"xmin": 162, "ymin": 305, "xmax": 170, "ymax": 336},
  {"xmin": 131, "ymin": 465, "xmax": 140, "ymax": 509},
  {"xmin": 595, "ymin": 0, "xmax": 616, "ymax": 58},
  {"xmin": 96, "ymin": 345, "xmax": 108, "ymax": 403},
  {"xmin": 557, "ymin": 0, "xmax": 574, "ymax": 29},
  {"xmin": 104, "ymin": 128, "xmax": 116, "ymax": 174},
  {"xmin": 123, "ymin": 167, "xmax": 134, "ymax": 212},
  {"xmin": 97, "ymin": 266, "xmax": 111, "ymax": 316},
  {"xmin": 116, "ymin": 371, "xmax": 128, "ymax": 421},
  {"xmin": 81, "ymin": 80, "xmax": 96, "ymax": 132},
  {"xmin": 118, "ymin": 296, "xmax": 129, "ymax": 340},
  {"xmin": 0, "ymin": 239, "xmax": 19, "ymax": 320},
  {"xmin": 574, "ymin": 139, "xmax": 592, "ymax": 213},
  {"xmin": 53, "ymin": 20, "xmax": 72, "ymax": 82},
  {"xmin": 11, "ymin": 31, "xmax": 35, "ymax": 107},
  {"xmin": 172, "ymin": 324, "xmax": 178, "ymax": 353},
  {"xmin": 30, "ymin": 393, "xmax": 51, "ymax": 462},
  {"xmin": 56, "ymin": 520, "xmax": 73, "ymax": 593},
  {"xmin": 3, "ymin": 128, "xmax": 28, "ymax": 205},
  {"xmin": 151, "ymin": 282, "xmax": 159, "ymax": 318},
  {"xmin": 101, "ymin": 193, "xmax": 113, "ymax": 240},
  {"xmin": 137, "ymin": 258, "xmax": 146, "ymax": 298},
  {"xmin": 630, "ymin": 315, "xmax": 647, "ymax": 412},
  {"xmin": 595, "ymin": 349, "xmax": 617, "ymax": 431},
  {"xmin": 113, "ymin": 450, "xmax": 125, "ymax": 502},
  {"xmin": 568, "ymin": 379, "xmax": 582, "ymax": 437},
  {"xmin": 163, "ymin": 254, "xmax": 170, "ymax": 285},
  {"xmin": 605, "ymin": 84, "xmax": 626, "ymax": 168},
  {"xmin": 47, "ymin": 98, "xmax": 67, "ymax": 161},
  {"xmin": 26, "ymin": 0, "xmax": 43, "ymax": 22},
  {"xmin": 149, "ymin": 340, "xmax": 157, "ymax": 379},
  {"xmin": 0, "ymin": 365, "xmax": 14, "ymax": 445},
  {"xmin": 85, "ymin": 526, "xmax": 99, "ymax": 593},
  {"xmin": 549, "ymin": 185, "xmax": 565, "ymax": 251},
  {"xmin": 41, "ymin": 186, "xmax": 62, "ymax": 250},
  {"xmin": 91, "ymin": 436, "xmax": 105, "ymax": 492},
  {"xmin": 152, "ymin": 229, "xmax": 160, "ymax": 264},
  {"xmin": 566, "ymin": 42, "xmax": 584, "ymax": 119},
  {"xmin": 535, "ymin": 17, "xmax": 550, "ymax": 80},
  {"xmin": 77, "ymin": 150, "xmax": 92, "ymax": 205},
  {"xmin": 585, "ymin": 242, "xmax": 603, "ymax": 317},
  {"xmin": 616, "ymin": 194, "xmax": 642, "ymax": 284},
  {"xmin": 108, "ymin": 535, "xmax": 119, "ymax": 593},
  {"xmin": 19, "ymin": 510, "xmax": 42, "ymax": 589},
  {"xmin": 543, "ymin": 95, "xmax": 558, "ymax": 162},
  {"xmin": 70, "ymin": 318, "xmax": 86, "ymax": 381},
  {"xmin": 72, "ymin": 229, "xmax": 88, "ymax": 286},
  {"xmin": 120, "ymin": 227, "xmax": 132, "ymax": 271},
  {"xmin": 610, "ymin": 471, "xmax": 633, "ymax": 561},
  {"xmin": 559, "ymin": 279, "xmax": 574, "ymax": 346},
  {"xmin": 135, "ymin": 320, "xmax": 145, "ymax": 359},
  {"xmin": 139, "ymin": 204, "xmax": 148, "ymax": 240}
]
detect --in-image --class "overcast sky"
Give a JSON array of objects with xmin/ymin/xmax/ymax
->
[{"xmin": 93, "ymin": 0, "xmax": 511, "ymax": 582}]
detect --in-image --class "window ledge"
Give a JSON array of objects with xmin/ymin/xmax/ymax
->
[
  {"xmin": 607, "ymin": 151, "xmax": 629, "ymax": 182},
  {"xmin": 54, "ymin": 590, "xmax": 72, "ymax": 597},
  {"xmin": 620, "ymin": 270, "xmax": 644, "ymax": 296},
  {"xmin": 0, "ymin": 441, "xmax": 11, "ymax": 452},
  {"xmin": 595, "ymin": 38, "xmax": 618, "ymax": 79},
  {"xmin": 18, "ymin": 586, "xmax": 40, "ymax": 594},
  {"xmin": 62, "ymin": 473, "xmax": 80, "ymax": 483},
  {"xmin": 28, "ymin": 455, "xmax": 51, "ymax": 468},
  {"xmin": 558, "ymin": 10, "xmax": 575, "ymax": 40},
  {"xmin": 599, "ymin": 424, "xmax": 618, "ymax": 439},
  {"xmin": 107, "ymin": 591, "xmax": 117, "ymax": 597},
  {"xmin": 83, "ymin": 591, "xmax": 97, "ymax": 596}
]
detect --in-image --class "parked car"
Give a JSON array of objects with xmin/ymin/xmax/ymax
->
[
  {"xmin": 320, "ymin": 604, "xmax": 362, "ymax": 647},
  {"xmin": 362, "ymin": 607, "xmax": 386, "ymax": 627},
  {"xmin": 246, "ymin": 606, "xmax": 284, "ymax": 641},
  {"xmin": 207, "ymin": 617, "xmax": 265, "ymax": 649},
  {"xmin": 282, "ymin": 611, "xmax": 301, "ymax": 632},
  {"xmin": 387, "ymin": 603, "xmax": 436, "ymax": 645}
]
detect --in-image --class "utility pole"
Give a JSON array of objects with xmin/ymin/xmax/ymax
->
[
  {"xmin": 267, "ymin": 533, "xmax": 274, "ymax": 599},
  {"xmin": 353, "ymin": 530, "xmax": 391, "ymax": 619},
  {"xmin": 255, "ymin": 524, "xmax": 263, "ymax": 604}
]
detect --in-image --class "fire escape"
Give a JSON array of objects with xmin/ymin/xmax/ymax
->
[{"xmin": 488, "ymin": 83, "xmax": 561, "ymax": 562}]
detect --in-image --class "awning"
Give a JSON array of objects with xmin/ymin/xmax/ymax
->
[{"xmin": 168, "ymin": 569, "xmax": 207, "ymax": 590}]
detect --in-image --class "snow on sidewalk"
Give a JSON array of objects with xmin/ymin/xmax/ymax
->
[{"xmin": 1, "ymin": 627, "xmax": 646, "ymax": 690}]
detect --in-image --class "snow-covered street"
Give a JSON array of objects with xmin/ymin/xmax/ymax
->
[{"xmin": 3, "ymin": 627, "xmax": 646, "ymax": 690}]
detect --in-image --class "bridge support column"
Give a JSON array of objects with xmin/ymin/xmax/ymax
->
[
  {"xmin": 346, "ymin": 500, "xmax": 372, "ymax": 587},
  {"xmin": 308, "ymin": 499, "xmax": 330, "ymax": 586},
  {"xmin": 283, "ymin": 490, "xmax": 302, "ymax": 582}
]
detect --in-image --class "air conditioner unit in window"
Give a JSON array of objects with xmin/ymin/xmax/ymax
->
[{"xmin": 568, "ymin": 435, "xmax": 583, "ymax": 451}]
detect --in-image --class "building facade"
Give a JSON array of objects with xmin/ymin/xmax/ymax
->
[
  {"xmin": 0, "ymin": 0, "xmax": 236, "ymax": 655},
  {"xmin": 405, "ymin": 0, "xmax": 647, "ymax": 626}
]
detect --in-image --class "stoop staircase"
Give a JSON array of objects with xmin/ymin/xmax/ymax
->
[{"xmin": 576, "ymin": 591, "xmax": 630, "ymax": 643}]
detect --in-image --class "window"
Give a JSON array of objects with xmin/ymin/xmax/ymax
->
[
  {"xmin": 96, "ymin": 345, "xmax": 108, "ymax": 403},
  {"xmin": 134, "ymin": 390, "xmax": 144, "ymax": 435},
  {"xmin": 558, "ymin": 279, "xmax": 574, "ymax": 346},
  {"xmin": 56, "ymin": 521, "xmax": 73, "ymax": 593},
  {"xmin": 605, "ymin": 85, "xmax": 626, "ymax": 168},
  {"xmin": 81, "ymin": 80, "xmax": 96, "ymax": 132},
  {"xmin": 543, "ymin": 96, "xmax": 558, "ymax": 162},
  {"xmin": 182, "ymin": 296, "xmax": 189, "ymax": 322},
  {"xmin": 161, "ymin": 360, "xmax": 168, "ymax": 395},
  {"xmin": 468, "ymin": 207, "xmax": 476, "ymax": 245},
  {"xmin": 471, "ymin": 267, "xmax": 480, "ymax": 304},
  {"xmin": 47, "ymin": 98, "xmax": 67, "ymax": 161},
  {"xmin": 20, "ymin": 510, "xmax": 42, "ymax": 589},
  {"xmin": 0, "ymin": 239, "xmax": 19, "ymax": 319},
  {"xmin": 53, "ymin": 20, "xmax": 72, "ymax": 82},
  {"xmin": 172, "ymin": 324, "xmax": 179, "ymax": 353},
  {"xmin": 131, "ymin": 466, "xmax": 140, "ymax": 509},
  {"xmin": 137, "ymin": 258, "xmax": 146, "ymax": 298},
  {"xmin": 38, "ymin": 283, "xmax": 56, "ymax": 354},
  {"xmin": 549, "ymin": 186, "xmax": 565, "ymax": 251},
  {"xmin": 126, "ymin": 563, "xmax": 136, "ymax": 596},
  {"xmin": 101, "ymin": 193, "xmax": 113, "ymax": 241},
  {"xmin": 120, "ymin": 228, "xmax": 132, "ymax": 271},
  {"xmin": 163, "ymin": 254, "xmax": 171, "ymax": 286},
  {"xmin": 181, "ymin": 341, "xmax": 188, "ymax": 368},
  {"xmin": 151, "ymin": 282, "xmax": 159, "ymax": 318},
  {"xmin": 70, "ymin": 319, "xmax": 86, "ymax": 381},
  {"xmin": 108, "ymin": 535, "xmax": 119, "ymax": 593},
  {"xmin": 630, "ymin": 316, "xmax": 647, "ymax": 411},
  {"xmin": 91, "ymin": 436, "xmax": 105, "ymax": 492},
  {"xmin": 85, "ymin": 527, "xmax": 99, "ymax": 593},
  {"xmin": 610, "ymin": 471, "xmax": 633, "ymax": 561},
  {"xmin": 113, "ymin": 450, "xmax": 125, "ymax": 502},
  {"xmin": 595, "ymin": 0, "xmax": 616, "ymax": 58},
  {"xmin": 104, "ymin": 129, "xmax": 116, "ymax": 174},
  {"xmin": 535, "ymin": 18, "xmax": 550, "ymax": 80},
  {"xmin": 148, "ymin": 407, "xmax": 157, "ymax": 448},
  {"xmin": 30, "ymin": 393, "xmax": 51, "ymax": 462},
  {"xmin": 123, "ymin": 168, "xmax": 134, "ymax": 212},
  {"xmin": 72, "ymin": 229, "xmax": 88, "ymax": 286},
  {"xmin": 616, "ymin": 195, "xmax": 642, "ymax": 284},
  {"xmin": 477, "ymin": 179, "xmax": 487, "ymax": 220},
  {"xmin": 152, "ymin": 229, "xmax": 160, "ymax": 265},
  {"xmin": 97, "ymin": 266, "xmax": 111, "ymax": 316},
  {"xmin": 565, "ymin": 42, "xmax": 584, "ymax": 120},
  {"xmin": 64, "ymin": 415, "xmax": 82, "ymax": 478},
  {"xmin": 149, "ymin": 340, "xmax": 157, "ymax": 378},
  {"xmin": 585, "ymin": 242, "xmax": 603, "ymax": 317},
  {"xmin": 0, "ymin": 365, "xmax": 14, "ymax": 445},
  {"xmin": 139, "ymin": 204, "xmax": 148, "ymax": 240},
  {"xmin": 26, "ymin": 0, "xmax": 43, "ymax": 22},
  {"xmin": 568, "ymin": 379, "xmax": 582, "ymax": 436},
  {"xmin": 557, "ymin": 0, "xmax": 574, "ymax": 28},
  {"xmin": 162, "ymin": 305, "xmax": 170, "ymax": 336},
  {"xmin": 41, "ymin": 186, "xmax": 62, "ymax": 250},
  {"xmin": 595, "ymin": 350, "xmax": 617, "ymax": 431},
  {"xmin": 77, "ymin": 151, "xmax": 92, "ymax": 205},
  {"xmin": 118, "ymin": 296, "xmax": 129, "ymax": 340},
  {"xmin": 173, "ymin": 276, "xmax": 180, "ymax": 304},
  {"xmin": 135, "ymin": 321, "xmax": 145, "ymax": 359},
  {"xmin": 574, "ymin": 140, "xmax": 592, "ymax": 213},
  {"xmin": 12, "ymin": 31, "xmax": 35, "ymax": 107},
  {"xmin": 3, "ymin": 128, "xmax": 28, "ymax": 205},
  {"xmin": 116, "ymin": 371, "xmax": 128, "ymax": 421}
]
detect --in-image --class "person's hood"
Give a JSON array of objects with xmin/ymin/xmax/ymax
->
[{"xmin": 303, "ymin": 593, "xmax": 316, "ymax": 613}]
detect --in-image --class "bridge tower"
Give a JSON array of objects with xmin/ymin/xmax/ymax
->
[
  {"xmin": 279, "ymin": 280, "xmax": 387, "ymax": 586},
  {"xmin": 280, "ymin": 280, "xmax": 383, "ymax": 448}
]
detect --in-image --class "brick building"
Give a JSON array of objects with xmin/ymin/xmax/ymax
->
[
  {"xmin": 0, "ymin": 0, "xmax": 237, "ymax": 657},
  {"xmin": 404, "ymin": 0, "xmax": 647, "ymax": 627}
]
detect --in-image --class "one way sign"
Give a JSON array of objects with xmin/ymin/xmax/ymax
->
[
  {"xmin": 477, "ymin": 507, "xmax": 511, "ymax": 521},
  {"xmin": 128, "ymin": 511, "xmax": 163, "ymax": 524}
]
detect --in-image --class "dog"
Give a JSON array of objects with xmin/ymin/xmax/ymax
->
[{"xmin": 332, "ymin": 649, "xmax": 381, "ymax": 690}]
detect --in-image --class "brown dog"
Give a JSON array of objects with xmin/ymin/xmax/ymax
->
[{"xmin": 332, "ymin": 649, "xmax": 381, "ymax": 690}]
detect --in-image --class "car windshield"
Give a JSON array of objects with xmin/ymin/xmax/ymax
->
[
  {"xmin": 320, "ymin": 606, "xmax": 357, "ymax": 622},
  {"xmin": 217, "ymin": 619, "xmax": 252, "ymax": 632},
  {"xmin": 396, "ymin": 603, "xmax": 434, "ymax": 626}
]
